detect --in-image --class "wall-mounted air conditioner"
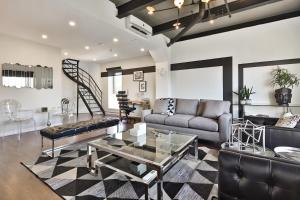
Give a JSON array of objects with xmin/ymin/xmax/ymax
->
[{"xmin": 125, "ymin": 15, "xmax": 152, "ymax": 39}]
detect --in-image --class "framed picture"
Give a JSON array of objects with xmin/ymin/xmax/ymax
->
[
  {"xmin": 133, "ymin": 71, "xmax": 144, "ymax": 81},
  {"xmin": 139, "ymin": 81, "xmax": 147, "ymax": 92}
]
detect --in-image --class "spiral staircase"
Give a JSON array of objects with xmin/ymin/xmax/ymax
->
[{"xmin": 62, "ymin": 59, "xmax": 105, "ymax": 116}]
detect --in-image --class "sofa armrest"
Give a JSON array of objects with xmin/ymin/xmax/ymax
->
[
  {"xmin": 218, "ymin": 113, "xmax": 232, "ymax": 143},
  {"xmin": 142, "ymin": 109, "xmax": 152, "ymax": 122}
]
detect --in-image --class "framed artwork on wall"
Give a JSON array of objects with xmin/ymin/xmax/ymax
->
[
  {"xmin": 133, "ymin": 71, "xmax": 144, "ymax": 81},
  {"xmin": 139, "ymin": 81, "xmax": 147, "ymax": 92}
]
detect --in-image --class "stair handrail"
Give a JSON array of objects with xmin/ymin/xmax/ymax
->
[{"xmin": 62, "ymin": 59, "xmax": 103, "ymax": 105}]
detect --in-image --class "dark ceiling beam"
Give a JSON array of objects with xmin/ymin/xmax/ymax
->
[
  {"xmin": 117, "ymin": 0, "xmax": 166, "ymax": 18},
  {"xmin": 153, "ymin": 0, "xmax": 280, "ymax": 35},
  {"xmin": 167, "ymin": 2, "xmax": 205, "ymax": 47},
  {"xmin": 178, "ymin": 10, "xmax": 300, "ymax": 42}
]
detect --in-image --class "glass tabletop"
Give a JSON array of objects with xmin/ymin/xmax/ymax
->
[
  {"xmin": 88, "ymin": 128, "xmax": 197, "ymax": 166},
  {"xmin": 274, "ymin": 146, "xmax": 300, "ymax": 162}
]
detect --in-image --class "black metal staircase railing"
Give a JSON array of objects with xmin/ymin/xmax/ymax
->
[{"xmin": 62, "ymin": 59, "xmax": 105, "ymax": 116}]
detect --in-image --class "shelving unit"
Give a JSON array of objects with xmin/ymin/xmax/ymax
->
[{"xmin": 233, "ymin": 103, "xmax": 300, "ymax": 118}]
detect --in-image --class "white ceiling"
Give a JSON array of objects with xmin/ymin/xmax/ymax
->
[{"xmin": 0, "ymin": 0, "xmax": 156, "ymax": 63}]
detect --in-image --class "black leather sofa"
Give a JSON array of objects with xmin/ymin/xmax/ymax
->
[{"xmin": 218, "ymin": 149, "xmax": 300, "ymax": 200}]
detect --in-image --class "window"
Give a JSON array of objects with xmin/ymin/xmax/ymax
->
[{"xmin": 108, "ymin": 73, "xmax": 122, "ymax": 109}]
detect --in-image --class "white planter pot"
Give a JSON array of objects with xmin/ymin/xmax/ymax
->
[
  {"xmin": 240, "ymin": 100, "xmax": 246, "ymax": 105},
  {"xmin": 246, "ymin": 99, "xmax": 252, "ymax": 104}
]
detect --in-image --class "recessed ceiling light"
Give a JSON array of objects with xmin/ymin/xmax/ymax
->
[
  {"xmin": 68, "ymin": 21, "xmax": 76, "ymax": 27},
  {"xmin": 41, "ymin": 34, "xmax": 48, "ymax": 39},
  {"xmin": 209, "ymin": 19, "xmax": 214, "ymax": 24},
  {"xmin": 114, "ymin": 53, "xmax": 118, "ymax": 57},
  {"xmin": 85, "ymin": 46, "xmax": 90, "ymax": 50},
  {"xmin": 63, "ymin": 52, "xmax": 69, "ymax": 56},
  {"xmin": 93, "ymin": 58, "xmax": 97, "ymax": 61},
  {"xmin": 113, "ymin": 38, "xmax": 119, "ymax": 43},
  {"xmin": 140, "ymin": 48, "xmax": 145, "ymax": 52}
]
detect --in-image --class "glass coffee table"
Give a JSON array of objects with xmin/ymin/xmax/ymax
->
[{"xmin": 87, "ymin": 128, "xmax": 198, "ymax": 200}]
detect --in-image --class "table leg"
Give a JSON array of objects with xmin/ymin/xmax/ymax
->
[
  {"xmin": 157, "ymin": 167, "xmax": 163, "ymax": 200},
  {"xmin": 194, "ymin": 138, "xmax": 198, "ymax": 159},
  {"xmin": 52, "ymin": 139, "xmax": 55, "ymax": 158},
  {"xmin": 41, "ymin": 136, "xmax": 44, "ymax": 150},
  {"xmin": 87, "ymin": 144, "xmax": 92, "ymax": 171},
  {"xmin": 144, "ymin": 184, "xmax": 149, "ymax": 200},
  {"xmin": 262, "ymin": 128, "xmax": 266, "ymax": 152}
]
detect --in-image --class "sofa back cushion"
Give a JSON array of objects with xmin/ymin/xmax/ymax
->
[
  {"xmin": 201, "ymin": 100, "xmax": 230, "ymax": 118},
  {"xmin": 153, "ymin": 99, "xmax": 169, "ymax": 114},
  {"xmin": 175, "ymin": 98, "xmax": 199, "ymax": 116}
]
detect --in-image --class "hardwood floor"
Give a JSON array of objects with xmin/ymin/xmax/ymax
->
[{"xmin": 0, "ymin": 114, "xmax": 127, "ymax": 200}]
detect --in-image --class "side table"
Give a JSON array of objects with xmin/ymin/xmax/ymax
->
[{"xmin": 274, "ymin": 146, "xmax": 300, "ymax": 162}]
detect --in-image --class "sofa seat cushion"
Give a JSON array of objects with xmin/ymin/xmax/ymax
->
[
  {"xmin": 144, "ymin": 114, "xmax": 168, "ymax": 125},
  {"xmin": 165, "ymin": 114, "xmax": 195, "ymax": 128},
  {"xmin": 189, "ymin": 117, "xmax": 218, "ymax": 132}
]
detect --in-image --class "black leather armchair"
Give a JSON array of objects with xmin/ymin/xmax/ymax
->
[{"xmin": 218, "ymin": 149, "xmax": 300, "ymax": 200}]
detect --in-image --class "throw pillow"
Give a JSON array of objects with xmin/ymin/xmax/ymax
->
[
  {"xmin": 153, "ymin": 99, "xmax": 169, "ymax": 115},
  {"xmin": 202, "ymin": 100, "xmax": 226, "ymax": 118},
  {"xmin": 160, "ymin": 98, "xmax": 176, "ymax": 115},
  {"xmin": 275, "ymin": 114, "xmax": 300, "ymax": 128}
]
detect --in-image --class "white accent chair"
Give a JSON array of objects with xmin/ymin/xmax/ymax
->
[{"xmin": 0, "ymin": 99, "xmax": 36, "ymax": 140}]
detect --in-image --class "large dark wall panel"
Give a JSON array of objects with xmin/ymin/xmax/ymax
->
[{"xmin": 171, "ymin": 57, "xmax": 233, "ymax": 103}]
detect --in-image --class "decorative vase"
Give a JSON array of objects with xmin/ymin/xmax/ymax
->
[
  {"xmin": 275, "ymin": 88, "xmax": 292, "ymax": 105},
  {"xmin": 246, "ymin": 99, "xmax": 252, "ymax": 104},
  {"xmin": 240, "ymin": 100, "xmax": 246, "ymax": 105}
]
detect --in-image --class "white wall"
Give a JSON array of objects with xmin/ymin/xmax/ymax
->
[
  {"xmin": 0, "ymin": 34, "xmax": 75, "ymax": 135},
  {"xmin": 170, "ymin": 17, "xmax": 300, "ymax": 117},
  {"xmin": 99, "ymin": 55, "xmax": 156, "ymax": 116},
  {"xmin": 172, "ymin": 66, "xmax": 223, "ymax": 100}
]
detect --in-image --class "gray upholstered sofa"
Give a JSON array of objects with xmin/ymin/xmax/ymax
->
[{"xmin": 142, "ymin": 98, "xmax": 232, "ymax": 143}]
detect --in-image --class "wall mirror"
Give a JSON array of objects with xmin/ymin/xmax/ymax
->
[{"xmin": 1, "ymin": 63, "xmax": 53, "ymax": 89}]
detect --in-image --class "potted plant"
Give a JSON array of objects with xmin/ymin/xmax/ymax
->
[
  {"xmin": 271, "ymin": 67, "xmax": 300, "ymax": 105},
  {"xmin": 244, "ymin": 86, "xmax": 255, "ymax": 104},
  {"xmin": 234, "ymin": 86, "xmax": 255, "ymax": 105}
]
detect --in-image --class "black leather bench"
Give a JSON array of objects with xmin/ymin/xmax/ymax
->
[{"xmin": 40, "ymin": 117, "xmax": 119, "ymax": 157}]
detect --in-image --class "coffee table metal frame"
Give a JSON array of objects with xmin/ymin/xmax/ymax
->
[{"xmin": 87, "ymin": 131, "xmax": 198, "ymax": 200}]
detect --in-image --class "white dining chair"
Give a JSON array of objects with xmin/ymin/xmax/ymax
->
[{"xmin": 0, "ymin": 99, "xmax": 36, "ymax": 140}]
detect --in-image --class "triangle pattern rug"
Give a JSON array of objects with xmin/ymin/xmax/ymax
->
[{"xmin": 22, "ymin": 144, "xmax": 219, "ymax": 200}]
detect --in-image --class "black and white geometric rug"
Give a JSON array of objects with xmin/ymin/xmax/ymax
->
[{"xmin": 22, "ymin": 144, "xmax": 219, "ymax": 200}]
